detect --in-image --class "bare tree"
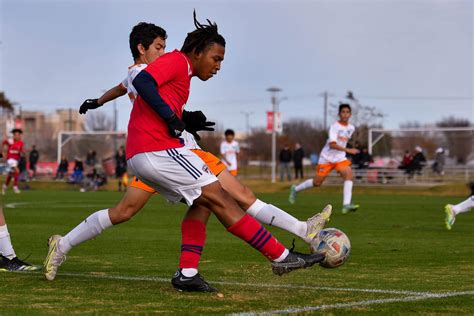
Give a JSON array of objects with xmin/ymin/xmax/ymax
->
[
  {"xmin": 85, "ymin": 111, "xmax": 114, "ymax": 132},
  {"xmin": 0, "ymin": 92, "xmax": 15, "ymax": 110}
]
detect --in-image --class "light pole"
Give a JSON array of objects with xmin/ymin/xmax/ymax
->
[
  {"xmin": 267, "ymin": 87, "xmax": 282, "ymax": 183},
  {"xmin": 240, "ymin": 111, "xmax": 253, "ymax": 135}
]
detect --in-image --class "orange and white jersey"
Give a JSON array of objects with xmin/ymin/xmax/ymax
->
[
  {"xmin": 121, "ymin": 64, "xmax": 147, "ymax": 104},
  {"xmin": 121, "ymin": 64, "xmax": 200, "ymax": 150},
  {"xmin": 319, "ymin": 121, "xmax": 355, "ymax": 164},
  {"xmin": 220, "ymin": 140, "xmax": 240, "ymax": 171}
]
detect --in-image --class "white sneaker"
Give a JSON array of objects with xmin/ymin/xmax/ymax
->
[
  {"xmin": 43, "ymin": 235, "xmax": 67, "ymax": 281},
  {"xmin": 302, "ymin": 204, "xmax": 332, "ymax": 243},
  {"xmin": 13, "ymin": 186, "xmax": 21, "ymax": 194}
]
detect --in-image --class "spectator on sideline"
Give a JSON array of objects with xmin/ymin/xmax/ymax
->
[
  {"xmin": 56, "ymin": 156, "xmax": 69, "ymax": 180},
  {"xmin": 293, "ymin": 142, "xmax": 305, "ymax": 179},
  {"xmin": 279, "ymin": 144, "xmax": 292, "ymax": 181},
  {"xmin": 407, "ymin": 146, "xmax": 426, "ymax": 177},
  {"xmin": 29, "ymin": 145, "xmax": 39, "ymax": 180},
  {"xmin": 399, "ymin": 150, "xmax": 412, "ymax": 173},
  {"xmin": 432, "ymin": 147, "xmax": 445, "ymax": 175},
  {"xmin": 115, "ymin": 146, "xmax": 127, "ymax": 191}
]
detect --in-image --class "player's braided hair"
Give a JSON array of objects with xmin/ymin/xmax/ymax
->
[{"xmin": 181, "ymin": 10, "xmax": 226, "ymax": 54}]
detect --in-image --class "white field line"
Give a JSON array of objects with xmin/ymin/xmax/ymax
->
[
  {"xmin": 61, "ymin": 272, "xmax": 437, "ymax": 296},
  {"xmin": 230, "ymin": 291, "xmax": 474, "ymax": 315}
]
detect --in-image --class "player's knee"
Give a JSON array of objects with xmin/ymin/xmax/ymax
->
[
  {"xmin": 234, "ymin": 185, "xmax": 255, "ymax": 210},
  {"xmin": 109, "ymin": 203, "xmax": 137, "ymax": 224},
  {"xmin": 313, "ymin": 178, "xmax": 322, "ymax": 186}
]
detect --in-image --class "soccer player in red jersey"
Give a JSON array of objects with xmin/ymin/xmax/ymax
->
[
  {"xmin": 2, "ymin": 129, "xmax": 24, "ymax": 195},
  {"xmin": 126, "ymin": 12, "xmax": 324, "ymax": 281},
  {"xmin": 44, "ymin": 16, "xmax": 329, "ymax": 292}
]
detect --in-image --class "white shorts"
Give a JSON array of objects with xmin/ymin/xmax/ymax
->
[
  {"xmin": 127, "ymin": 147, "xmax": 218, "ymax": 206},
  {"xmin": 7, "ymin": 158, "xmax": 18, "ymax": 170}
]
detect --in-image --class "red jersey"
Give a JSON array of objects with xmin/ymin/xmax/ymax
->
[
  {"xmin": 2, "ymin": 139, "xmax": 24, "ymax": 160},
  {"xmin": 126, "ymin": 50, "xmax": 193, "ymax": 159}
]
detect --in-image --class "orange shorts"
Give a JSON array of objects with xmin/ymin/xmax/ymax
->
[
  {"xmin": 129, "ymin": 149, "xmax": 227, "ymax": 193},
  {"xmin": 229, "ymin": 169, "xmax": 238, "ymax": 176},
  {"xmin": 129, "ymin": 176, "xmax": 156, "ymax": 193},
  {"xmin": 191, "ymin": 149, "xmax": 227, "ymax": 176},
  {"xmin": 316, "ymin": 160, "xmax": 351, "ymax": 177}
]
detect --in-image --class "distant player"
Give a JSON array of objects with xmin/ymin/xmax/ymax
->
[
  {"xmin": 0, "ymin": 151, "xmax": 38, "ymax": 271},
  {"xmin": 44, "ymin": 19, "xmax": 329, "ymax": 292},
  {"xmin": 289, "ymin": 104, "xmax": 360, "ymax": 214},
  {"xmin": 220, "ymin": 129, "xmax": 239, "ymax": 176},
  {"xmin": 2, "ymin": 128, "xmax": 24, "ymax": 195},
  {"xmin": 444, "ymin": 182, "xmax": 474, "ymax": 230}
]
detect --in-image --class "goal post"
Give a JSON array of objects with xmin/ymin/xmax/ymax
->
[{"xmin": 57, "ymin": 131, "xmax": 127, "ymax": 164}]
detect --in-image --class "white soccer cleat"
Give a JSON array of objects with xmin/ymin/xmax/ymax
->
[
  {"xmin": 43, "ymin": 235, "xmax": 66, "ymax": 281},
  {"xmin": 13, "ymin": 186, "xmax": 20, "ymax": 194},
  {"xmin": 302, "ymin": 204, "xmax": 332, "ymax": 243}
]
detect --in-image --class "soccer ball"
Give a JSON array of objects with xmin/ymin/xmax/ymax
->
[{"xmin": 310, "ymin": 228, "xmax": 351, "ymax": 268}]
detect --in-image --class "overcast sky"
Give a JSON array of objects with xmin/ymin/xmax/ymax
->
[{"xmin": 0, "ymin": 0, "xmax": 472, "ymax": 133}]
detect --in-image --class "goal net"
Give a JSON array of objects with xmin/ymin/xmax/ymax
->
[
  {"xmin": 57, "ymin": 131, "xmax": 127, "ymax": 175},
  {"xmin": 368, "ymin": 127, "xmax": 474, "ymax": 165}
]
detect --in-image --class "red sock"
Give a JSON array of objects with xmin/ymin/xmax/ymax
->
[
  {"xmin": 5, "ymin": 174, "xmax": 11, "ymax": 186},
  {"xmin": 13, "ymin": 172, "xmax": 19, "ymax": 186},
  {"xmin": 227, "ymin": 214, "xmax": 286, "ymax": 261},
  {"xmin": 179, "ymin": 219, "xmax": 206, "ymax": 269}
]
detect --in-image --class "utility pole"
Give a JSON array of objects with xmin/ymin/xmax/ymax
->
[
  {"xmin": 323, "ymin": 91, "xmax": 328, "ymax": 131},
  {"xmin": 68, "ymin": 108, "xmax": 72, "ymax": 131},
  {"xmin": 113, "ymin": 99, "xmax": 118, "ymax": 131},
  {"xmin": 240, "ymin": 111, "xmax": 253, "ymax": 135},
  {"xmin": 267, "ymin": 87, "xmax": 282, "ymax": 183}
]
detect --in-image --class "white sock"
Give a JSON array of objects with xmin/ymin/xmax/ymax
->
[
  {"xmin": 181, "ymin": 268, "xmax": 198, "ymax": 277},
  {"xmin": 58, "ymin": 209, "xmax": 113, "ymax": 254},
  {"xmin": 246, "ymin": 199, "xmax": 307, "ymax": 238},
  {"xmin": 295, "ymin": 179, "xmax": 314, "ymax": 193},
  {"xmin": 452, "ymin": 196, "xmax": 474, "ymax": 215},
  {"xmin": 343, "ymin": 180, "xmax": 353, "ymax": 206},
  {"xmin": 0, "ymin": 225, "xmax": 16, "ymax": 259},
  {"xmin": 273, "ymin": 248, "xmax": 289, "ymax": 263}
]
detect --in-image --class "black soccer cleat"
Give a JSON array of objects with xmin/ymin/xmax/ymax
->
[
  {"xmin": 271, "ymin": 251, "xmax": 326, "ymax": 276},
  {"xmin": 171, "ymin": 269, "xmax": 218, "ymax": 293},
  {"xmin": 0, "ymin": 255, "xmax": 40, "ymax": 272}
]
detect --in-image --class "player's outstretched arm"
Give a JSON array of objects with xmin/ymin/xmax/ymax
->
[
  {"xmin": 329, "ymin": 142, "xmax": 359, "ymax": 155},
  {"xmin": 79, "ymin": 84, "xmax": 127, "ymax": 114},
  {"xmin": 132, "ymin": 70, "xmax": 185, "ymax": 137}
]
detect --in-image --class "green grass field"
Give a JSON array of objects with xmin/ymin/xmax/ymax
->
[{"xmin": 1, "ymin": 187, "xmax": 473, "ymax": 315}]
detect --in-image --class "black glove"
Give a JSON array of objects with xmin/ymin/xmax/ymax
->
[
  {"xmin": 182, "ymin": 110, "xmax": 216, "ymax": 141},
  {"xmin": 166, "ymin": 115, "xmax": 186, "ymax": 138},
  {"xmin": 79, "ymin": 99, "xmax": 102, "ymax": 114}
]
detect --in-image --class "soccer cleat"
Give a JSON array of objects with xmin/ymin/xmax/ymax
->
[
  {"xmin": 43, "ymin": 235, "xmax": 66, "ymax": 281},
  {"xmin": 445, "ymin": 204, "xmax": 456, "ymax": 230},
  {"xmin": 13, "ymin": 186, "xmax": 21, "ymax": 194},
  {"xmin": 271, "ymin": 251, "xmax": 325, "ymax": 276},
  {"xmin": 171, "ymin": 269, "xmax": 218, "ymax": 293},
  {"xmin": 289, "ymin": 184, "xmax": 297, "ymax": 204},
  {"xmin": 302, "ymin": 204, "xmax": 332, "ymax": 243},
  {"xmin": 1, "ymin": 184, "xmax": 6, "ymax": 195},
  {"xmin": 0, "ymin": 255, "xmax": 41, "ymax": 272},
  {"xmin": 342, "ymin": 204, "xmax": 359, "ymax": 214}
]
